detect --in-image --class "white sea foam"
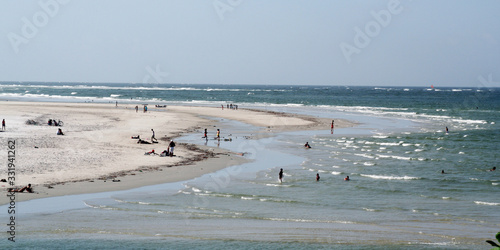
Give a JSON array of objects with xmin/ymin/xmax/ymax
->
[
  {"xmin": 378, "ymin": 142, "xmax": 400, "ymax": 146},
  {"xmin": 0, "ymin": 83, "xmax": 291, "ymax": 93},
  {"xmin": 266, "ymin": 184, "xmax": 291, "ymax": 187},
  {"xmin": 267, "ymin": 217, "xmax": 354, "ymax": 224},
  {"xmin": 361, "ymin": 174, "xmax": 420, "ymax": 180},
  {"xmin": 195, "ymin": 193, "xmax": 210, "ymax": 196},
  {"xmin": 474, "ymin": 201, "xmax": 500, "ymax": 206},
  {"xmin": 451, "ymin": 118, "xmax": 487, "ymax": 124},
  {"xmin": 376, "ymin": 154, "xmax": 411, "ymax": 161},
  {"xmin": 354, "ymin": 153, "xmax": 375, "ymax": 159}
]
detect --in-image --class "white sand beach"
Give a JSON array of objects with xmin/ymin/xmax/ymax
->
[{"xmin": 0, "ymin": 101, "xmax": 355, "ymax": 204}]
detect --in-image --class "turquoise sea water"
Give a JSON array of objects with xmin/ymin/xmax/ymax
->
[{"xmin": 0, "ymin": 83, "xmax": 499, "ymax": 249}]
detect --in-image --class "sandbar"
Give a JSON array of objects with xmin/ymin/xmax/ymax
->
[{"xmin": 0, "ymin": 101, "xmax": 355, "ymax": 204}]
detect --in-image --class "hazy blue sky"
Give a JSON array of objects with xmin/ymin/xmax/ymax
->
[{"xmin": 1, "ymin": 0, "xmax": 499, "ymax": 87}]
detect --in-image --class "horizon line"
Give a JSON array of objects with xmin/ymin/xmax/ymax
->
[{"xmin": 0, "ymin": 81, "xmax": 497, "ymax": 89}]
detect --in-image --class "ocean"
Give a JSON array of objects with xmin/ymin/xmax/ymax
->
[{"xmin": 0, "ymin": 82, "xmax": 499, "ymax": 249}]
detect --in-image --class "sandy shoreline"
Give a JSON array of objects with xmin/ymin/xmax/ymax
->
[{"xmin": 0, "ymin": 101, "xmax": 356, "ymax": 204}]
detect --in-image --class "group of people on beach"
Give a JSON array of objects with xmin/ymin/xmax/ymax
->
[
  {"xmin": 47, "ymin": 119, "xmax": 65, "ymax": 135},
  {"xmin": 135, "ymin": 129, "xmax": 158, "ymax": 144},
  {"xmin": 160, "ymin": 140, "xmax": 176, "ymax": 157},
  {"xmin": 133, "ymin": 105, "xmax": 148, "ymax": 113},
  {"xmin": 134, "ymin": 105, "xmax": 165, "ymax": 113},
  {"xmin": 221, "ymin": 104, "xmax": 239, "ymax": 110},
  {"xmin": 202, "ymin": 128, "xmax": 221, "ymax": 140},
  {"xmin": 137, "ymin": 128, "xmax": 176, "ymax": 157},
  {"xmin": 47, "ymin": 119, "xmax": 62, "ymax": 126},
  {"xmin": 143, "ymin": 141, "xmax": 175, "ymax": 156}
]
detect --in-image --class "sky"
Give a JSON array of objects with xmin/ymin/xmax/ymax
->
[{"xmin": 0, "ymin": 0, "xmax": 499, "ymax": 87}]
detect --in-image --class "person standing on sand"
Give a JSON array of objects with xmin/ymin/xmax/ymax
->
[
  {"xmin": 2, "ymin": 119, "xmax": 5, "ymax": 130},
  {"xmin": 217, "ymin": 129, "xmax": 220, "ymax": 140},
  {"xmin": 135, "ymin": 106, "xmax": 138, "ymax": 113},
  {"xmin": 331, "ymin": 120, "xmax": 334, "ymax": 129},
  {"xmin": 151, "ymin": 129, "xmax": 157, "ymax": 142},
  {"xmin": 204, "ymin": 128, "xmax": 208, "ymax": 139},
  {"xmin": 169, "ymin": 140, "xmax": 176, "ymax": 156},
  {"xmin": 279, "ymin": 168, "xmax": 284, "ymax": 183}
]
